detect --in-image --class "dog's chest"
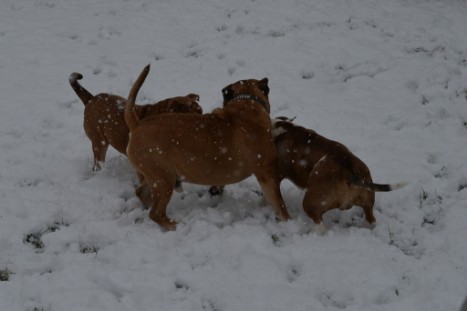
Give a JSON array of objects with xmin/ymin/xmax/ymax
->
[{"xmin": 275, "ymin": 132, "xmax": 319, "ymax": 187}]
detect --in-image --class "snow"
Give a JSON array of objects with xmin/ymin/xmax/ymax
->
[{"xmin": 1, "ymin": 0, "xmax": 467, "ymax": 310}]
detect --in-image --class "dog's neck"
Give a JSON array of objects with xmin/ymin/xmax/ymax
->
[{"xmin": 231, "ymin": 94, "xmax": 269, "ymax": 111}]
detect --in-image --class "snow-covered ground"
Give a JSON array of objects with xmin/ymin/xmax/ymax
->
[{"xmin": 1, "ymin": 0, "xmax": 467, "ymax": 310}]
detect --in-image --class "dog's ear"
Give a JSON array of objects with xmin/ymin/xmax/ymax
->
[
  {"xmin": 187, "ymin": 93, "xmax": 200, "ymax": 102},
  {"xmin": 222, "ymin": 85, "xmax": 234, "ymax": 102},
  {"xmin": 259, "ymin": 78, "xmax": 269, "ymax": 96}
]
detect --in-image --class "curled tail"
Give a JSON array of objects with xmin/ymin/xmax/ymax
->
[
  {"xmin": 125, "ymin": 64, "xmax": 150, "ymax": 132},
  {"xmin": 69, "ymin": 73, "xmax": 94, "ymax": 105},
  {"xmin": 350, "ymin": 179, "xmax": 408, "ymax": 192}
]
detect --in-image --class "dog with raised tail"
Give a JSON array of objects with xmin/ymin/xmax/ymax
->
[
  {"xmin": 271, "ymin": 117, "xmax": 406, "ymax": 233},
  {"xmin": 124, "ymin": 64, "xmax": 290, "ymax": 230},
  {"xmin": 69, "ymin": 72, "xmax": 202, "ymax": 171}
]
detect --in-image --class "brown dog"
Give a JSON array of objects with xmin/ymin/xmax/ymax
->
[
  {"xmin": 124, "ymin": 65, "xmax": 290, "ymax": 230},
  {"xmin": 271, "ymin": 117, "xmax": 406, "ymax": 233},
  {"xmin": 69, "ymin": 72, "xmax": 202, "ymax": 171}
]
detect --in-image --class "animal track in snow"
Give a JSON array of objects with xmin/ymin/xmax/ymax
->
[
  {"xmin": 286, "ymin": 264, "xmax": 301, "ymax": 283},
  {"xmin": 334, "ymin": 62, "xmax": 387, "ymax": 83}
]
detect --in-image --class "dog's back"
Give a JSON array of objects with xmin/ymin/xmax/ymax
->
[
  {"xmin": 272, "ymin": 118, "xmax": 396, "ymax": 191},
  {"xmin": 140, "ymin": 94, "xmax": 202, "ymax": 117},
  {"xmin": 272, "ymin": 118, "xmax": 360, "ymax": 188},
  {"xmin": 129, "ymin": 103, "xmax": 273, "ymax": 186}
]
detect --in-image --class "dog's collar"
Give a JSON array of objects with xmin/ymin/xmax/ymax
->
[{"xmin": 232, "ymin": 94, "xmax": 269, "ymax": 111}]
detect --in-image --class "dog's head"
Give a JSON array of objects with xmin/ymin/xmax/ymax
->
[
  {"xmin": 271, "ymin": 116, "xmax": 296, "ymax": 139},
  {"xmin": 221, "ymin": 78, "xmax": 270, "ymax": 113},
  {"xmin": 166, "ymin": 93, "xmax": 203, "ymax": 114}
]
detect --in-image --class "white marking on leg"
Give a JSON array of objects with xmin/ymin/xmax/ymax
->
[
  {"xmin": 314, "ymin": 222, "xmax": 325, "ymax": 235},
  {"xmin": 311, "ymin": 155, "xmax": 327, "ymax": 173}
]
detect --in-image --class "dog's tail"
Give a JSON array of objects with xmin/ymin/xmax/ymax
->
[
  {"xmin": 350, "ymin": 179, "xmax": 408, "ymax": 192},
  {"xmin": 125, "ymin": 64, "xmax": 150, "ymax": 131},
  {"xmin": 69, "ymin": 73, "xmax": 94, "ymax": 106}
]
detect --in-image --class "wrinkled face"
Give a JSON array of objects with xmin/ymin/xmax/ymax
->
[
  {"xmin": 270, "ymin": 117, "xmax": 294, "ymax": 138},
  {"xmin": 171, "ymin": 101, "xmax": 203, "ymax": 114},
  {"xmin": 186, "ymin": 93, "xmax": 200, "ymax": 102},
  {"xmin": 221, "ymin": 78, "xmax": 270, "ymax": 112},
  {"xmin": 168, "ymin": 95, "xmax": 203, "ymax": 114}
]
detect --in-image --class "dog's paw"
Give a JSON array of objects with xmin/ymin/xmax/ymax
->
[
  {"xmin": 314, "ymin": 222, "xmax": 326, "ymax": 235},
  {"xmin": 152, "ymin": 214, "xmax": 178, "ymax": 231},
  {"xmin": 160, "ymin": 220, "xmax": 177, "ymax": 232},
  {"xmin": 92, "ymin": 161, "xmax": 103, "ymax": 172}
]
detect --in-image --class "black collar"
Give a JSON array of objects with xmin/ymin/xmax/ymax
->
[{"xmin": 232, "ymin": 94, "xmax": 269, "ymax": 111}]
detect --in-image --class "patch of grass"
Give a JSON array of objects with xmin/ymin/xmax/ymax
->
[
  {"xmin": 0, "ymin": 268, "xmax": 14, "ymax": 281},
  {"xmin": 80, "ymin": 245, "xmax": 99, "ymax": 254},
  {"xmin": 24, "ymin": 220, "xmax": 69, "ymax": 250},
  {"xmin": 24, "ymin": 233, "xmax": 44, "ymax": 250},
  {"xmin": 47, "ymin": 219, "xmax": 68, "ymax": 232}
]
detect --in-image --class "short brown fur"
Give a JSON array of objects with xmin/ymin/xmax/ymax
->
[
  {"xmin": 124, "ymin": 65, "xmax": 289, "ymax": 230},
  {"xmin": 272, "ymin": 117, "xmax": 405, "ymax": 231}
]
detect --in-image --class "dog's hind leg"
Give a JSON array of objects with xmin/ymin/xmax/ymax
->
[
  {"xmin": 90, "ymin": 139, "xmax": 109, "ymax": 171},
  {"xmin": 351, "ymin": 189, "xmax": 376, "ymax": 225},
  {"xmin": 360, "ymin": 200, "xmax": 376, "ymax": 225},
  {"xmin": 302, "ymin": 195, "xmax": 326, "ymax": 235},
  {"xmin": 302, "ymin": 201, "xmax": 323, "ymax": 225}
]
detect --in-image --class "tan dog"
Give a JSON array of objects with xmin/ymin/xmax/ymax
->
[
  {"xmin": 124, "ymin": 65, "xmax": 290, "ymax": 230},
  {"xmin": 271, "ymin": 117, "xmax": 406, "ymax": 233},
  {"xmin": 69, "ymin": 72, "xmax": 202, "ymax": 171}
]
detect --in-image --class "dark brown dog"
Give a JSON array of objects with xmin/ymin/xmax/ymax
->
[
  {"xmin": 272, "ymin": 117, "xmax": 406, "ymax": 233},
  {"xmin": 124, "ymin": 65, "xmax": 290, "ymax": 230},
  {"xmin": 69, "ymin": 72, "xmax": 202, "ymax": 171}
]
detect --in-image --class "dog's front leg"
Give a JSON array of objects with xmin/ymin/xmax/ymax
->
[
  {"xmin": 254, "ymin": 172, "xmax": 290, "ymax": 221},
  {"xmin": 145, "ymin": 173, "xmax": 177, "ymax": 231},
  {"xmin": 148, "ymin": 192, "xmax": 177, "ymax": 231}
]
